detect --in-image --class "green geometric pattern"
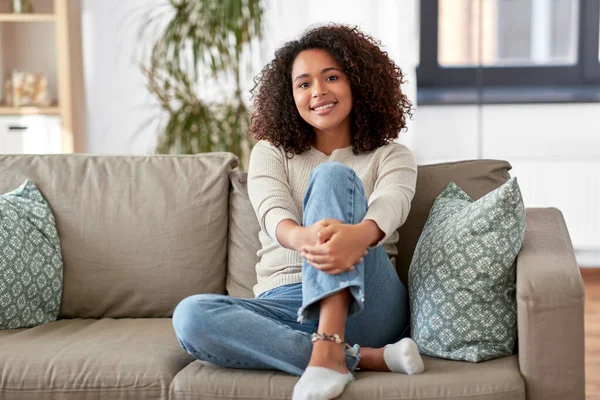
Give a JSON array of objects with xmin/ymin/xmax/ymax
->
[
  {"xmin": 408, "ymin": 178, "xmax": 525, "ymax": 362},
  {"xmin": 0, "ymin": 180, "xmax": 63, "ymax": 330}
]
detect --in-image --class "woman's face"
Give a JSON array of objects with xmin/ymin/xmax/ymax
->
[{"xmin": 291, "ymin": 49, "xmax": 352, "ymax": 135}]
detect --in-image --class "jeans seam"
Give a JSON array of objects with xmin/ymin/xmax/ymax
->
[
  {"xmin": 189, "ymin": 348, "xmax": 256, "ymax": 368},
  {"xmin": 347, "ymin": 170, "xmax": 366, "ymax": 225}
]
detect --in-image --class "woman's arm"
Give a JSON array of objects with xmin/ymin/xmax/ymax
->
[
  {"xmin": 357, "ymin": 219, "xmax": 385, "ymax": 247},
  {"xmin": 275, "ymin": 219, "xmax": 304, "ymax": 251},
  {"xmin": 276, "ymin": 218, "xmax": 343, "ymax": 252},
  {"xmin": 363, "ymin": 144, "xmax": 417, "ymax": 248},
  {"xmin": 247, "ymin": 141, "xmax": 301, "ymax": 249},
  {"xmin": 247, "ymin": 140, "xmax": 332, "ymax": 252}
]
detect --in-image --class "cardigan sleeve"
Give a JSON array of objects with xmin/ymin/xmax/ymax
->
[
  {"xmin": 247, "ymin": 140, "xmax": 301, "ymax": 247},
  {"xmin": 363, "ymin": 143, "xmax": 418, "ymax": 248}
]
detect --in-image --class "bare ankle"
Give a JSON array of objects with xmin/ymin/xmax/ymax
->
[
  {"xmin": 357, "ymin": 347, "xmax": 389, "ymax": 371},
  {"xmin": 309, "ymin": 341, "xmax": 348, "ymax": 373},
  {"xmin": 312, "ymin": 340, "xmax": 346, "ymax": 358}
]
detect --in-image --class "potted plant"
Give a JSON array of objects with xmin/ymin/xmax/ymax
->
[{"xmin": 140, "ymin": 0, "xmax": 263, "ymax": 169}]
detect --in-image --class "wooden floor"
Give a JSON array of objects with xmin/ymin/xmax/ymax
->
[{"xmin": 583, "ymin": 269, "xmax": 600, "ymax": 399}]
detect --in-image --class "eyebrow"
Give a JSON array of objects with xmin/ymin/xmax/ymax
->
[{"xmin": 293, "ymin": 67, "xmax": 342, "ymax": 83}]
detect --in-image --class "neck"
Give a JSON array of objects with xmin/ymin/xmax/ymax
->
[{"xmin": 313, "ymin": 121, "xmax": 351, "ymax": 156}]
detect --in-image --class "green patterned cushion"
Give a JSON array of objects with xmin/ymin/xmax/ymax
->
[
  {"xmin": 0, "ymin": 180, "xmax": 63, "ymax": 329},
  {"xmin": 408, "ymin": 177, "xmax": 525, "ymax": 362}
]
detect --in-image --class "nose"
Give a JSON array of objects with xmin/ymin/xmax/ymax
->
[{"xmin": 312, "ymin": 80, "xmax": 327, "ymax": 98}]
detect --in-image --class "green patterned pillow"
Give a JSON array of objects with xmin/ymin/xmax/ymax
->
[
  {"xmin": 0, "ymin": 180, "xmax": 63, "ymax": 330},
  {"xmin": 408, "ymin": 177, "xmax": 525, "ymax": 362}
]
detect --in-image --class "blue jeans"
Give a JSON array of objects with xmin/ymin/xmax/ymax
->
[{"xmin": 172, "ymin": 162, "xmax": 409, "ymax": 376}]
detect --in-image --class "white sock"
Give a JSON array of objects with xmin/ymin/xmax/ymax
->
[
  {"xmin": 383, "ymin": 338, "xmax": 425, "ymax": 375},
  {"xmin": 292, "ymin": 366, "xmax": 354, "ymax": 400}
]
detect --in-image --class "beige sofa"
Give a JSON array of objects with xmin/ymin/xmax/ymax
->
[{"xmin": 0, "ymin": 152, "xmax": 584, "ymax": 400}]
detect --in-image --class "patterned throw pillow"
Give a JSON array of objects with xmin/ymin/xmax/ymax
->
[
  {"xmin": 408, "ymin": 177, "xmax": 525, "ymax": 362},
  {"xmin": 0, "ymin": 180, "xmax": 63, "ymax": 330}
]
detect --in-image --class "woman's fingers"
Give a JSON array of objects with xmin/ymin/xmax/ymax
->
[
  {"xmin": 303, "ymin": 246, "xmax": 367, "ymax": 257},
  {"xmin": 321, "ymin": 218, "xmax": 342, "ymax": 226},
  {"xmin": 301, "ymin": 253, "xmax": 330, "ymax": 264},
  {"xmin": 302, "ymin": 247, "xmax": 364, "ymax": 271},
  {"xmin": 302, "ymin": 244, "xmax": 329, "ymax": 255},
  {"xmin": 317, "ymin": 226, "xmax": 336, "ymax": 243}
]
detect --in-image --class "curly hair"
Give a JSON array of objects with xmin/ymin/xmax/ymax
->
[{"xmin": 249, "ymin": 24, "xmax": 413, "ymax": 156}]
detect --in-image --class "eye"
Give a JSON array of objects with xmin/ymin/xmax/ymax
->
[
  {"xmin": 298, "ymin": 82, "xmax": 309, "ymax": 88},
  {"xmin": 326, "ymin": 75, "xmax": 339, "ymax": 81}
]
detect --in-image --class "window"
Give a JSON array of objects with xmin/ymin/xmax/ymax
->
[
  {"xmin": 418, "ymin": 0, "xmax": 600, "ymax": 89},
  {"xmin": 438, "ymin": 0, "xmax": 578, "ymax": 67}
]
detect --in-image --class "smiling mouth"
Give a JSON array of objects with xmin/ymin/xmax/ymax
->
[{"xmin": 311, "ymin": 102, "xmax": 337, "ymax": 111}]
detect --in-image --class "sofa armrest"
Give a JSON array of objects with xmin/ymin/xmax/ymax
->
[{"xmin": 516, "ymin": 208, "xmax": 585, "ymax": 400}]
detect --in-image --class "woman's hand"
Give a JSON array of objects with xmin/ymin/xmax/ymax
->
[
  {"xmin": 300, "ymin": 223, "xmax": 371, "ymax": 275},
  {"xmin": 288, "ymin": 218, "xmax": 342, "ymax": 252}
]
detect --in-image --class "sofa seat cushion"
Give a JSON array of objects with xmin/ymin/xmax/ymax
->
[
  {"xmin": 0, "ymin": 318, "xmax": 194, "ymax": 400},
  {"xmin": 170, "ymin": 355, "xmax": 525, "ymax": 400}
]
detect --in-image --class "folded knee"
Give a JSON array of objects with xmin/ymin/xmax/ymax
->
[
  {"xmin": 172, "ymin": 294, "xmax": 223, "ymax": 350},
  {"xmin": 310, "ymin": 162, "xmax": 354, "ymax": 182}
]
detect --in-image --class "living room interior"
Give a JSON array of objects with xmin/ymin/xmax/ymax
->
[{"xmin": 0, "ymin": 0, "xmax": 598, "ymax": 399}]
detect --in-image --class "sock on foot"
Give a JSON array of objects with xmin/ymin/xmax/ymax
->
[
  {"xmin": 292, "ymin": 366, "xmax": 354, "ymax": 400},
  {"xmin": 383, "ymin": 338, "xmax": 425, "ymax": 375}
]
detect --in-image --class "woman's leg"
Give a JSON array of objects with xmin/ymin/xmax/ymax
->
[
  {"xmin": 299, "ymin": 162, "xmax": 369, "ymax": 324},
  {"xmin": 344, "ymin": 244, "xmax": 423, "ymax": 374},
  {"xmin": 299, "ymin": 162, "xmax": 416, "ymax": 372},
  {"xmin": 171, "ymin": 283, "xmax": 361, "ymax": 377}
]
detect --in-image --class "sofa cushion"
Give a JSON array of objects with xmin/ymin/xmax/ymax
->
[
  {"xmin": 0, "ymin": 153, "xmax": 238, "ymax": 318},
  {"xmin": 395, "ymin": 160, "xmax": 511, "ymax": 286},
  {"xmin": 409, "ymin": 178, "xmax": 525, "ymax": 362},
  {"xmin": 226, "ymin": 171, "xmax": 260, "ymax": 298},
  {"xmin": 0, "ymin": 318, "xmax": 194, "ymax": 400},
  {"xmin": 170, "ymin": 355, "xmax": 524, "ymax": 400},
  {"xmin": 1, "ymin": 180, "xmax": 63, "ymax": 329}
]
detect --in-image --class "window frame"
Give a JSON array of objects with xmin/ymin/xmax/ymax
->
[
  {"xmin": 417, "ymin": 0, "xmax": 600, "ymax": 89},
  {"xmin": 582, "ymin": 0, "xmax": 600, "ymax": 80}
]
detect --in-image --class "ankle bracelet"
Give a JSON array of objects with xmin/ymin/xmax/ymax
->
[
  {"xmin": 311, "ymin": 332, "xmax": 344, "ymax": 344},
  {"xmin": 311, "ymin": 332, "xmax": 355, "ymax": 354}
]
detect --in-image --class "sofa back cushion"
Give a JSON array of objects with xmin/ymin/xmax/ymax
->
[
  {"xmin": 395, "ymin": 160, "xmax": 512, "ymax": 286},
  {"xmin": 0, "ymin": 153, "xmax": 238, "ymax": 318},
  {"xmin": 227, "ymin": 159, "xmax": 511, "ymax": 296},
  {"xmin": 226, "ymin": 171, "xmax": 260, "ymax": 298}
]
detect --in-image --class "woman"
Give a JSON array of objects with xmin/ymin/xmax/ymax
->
[{"xmin": 173, "ymin": 24, "xmax": 424, "ymax": 400}]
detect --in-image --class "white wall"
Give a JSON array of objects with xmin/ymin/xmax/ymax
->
[
  {"xmin": 416, "ymin": 103, "xmax": 600, "ymax": 265},
  {"xmin": 81, "ymin": 0, "xmax": 418, "ymax": 154},
  {"xmin": 81, "ymin": 0, "xmax": 169, "ymax": 154}
]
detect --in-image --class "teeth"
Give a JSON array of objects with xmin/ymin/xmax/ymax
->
[{"xmin": 314, "ymin": 103, "xmax": 335, "ymax": 111}]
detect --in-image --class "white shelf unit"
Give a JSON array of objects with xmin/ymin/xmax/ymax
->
[{"xmin": 0, "ymin": 0, "xmax": 84, "ymax": 153}]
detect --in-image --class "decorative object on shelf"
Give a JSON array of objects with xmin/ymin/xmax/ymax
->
[
  {"xmin": 138, "ymin": 0, "xmax": 263, "ymax": 169},
  {"xmin": 3, "ymin": 70, "xmax": 51, "ymax": 107},
  {"xmin": 4, "ymin": 80, "xmax": 12, "ymax": 106},
  {"xmin": 11, "ymin": 0, "xmax": 34, "ymax": 13}
]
